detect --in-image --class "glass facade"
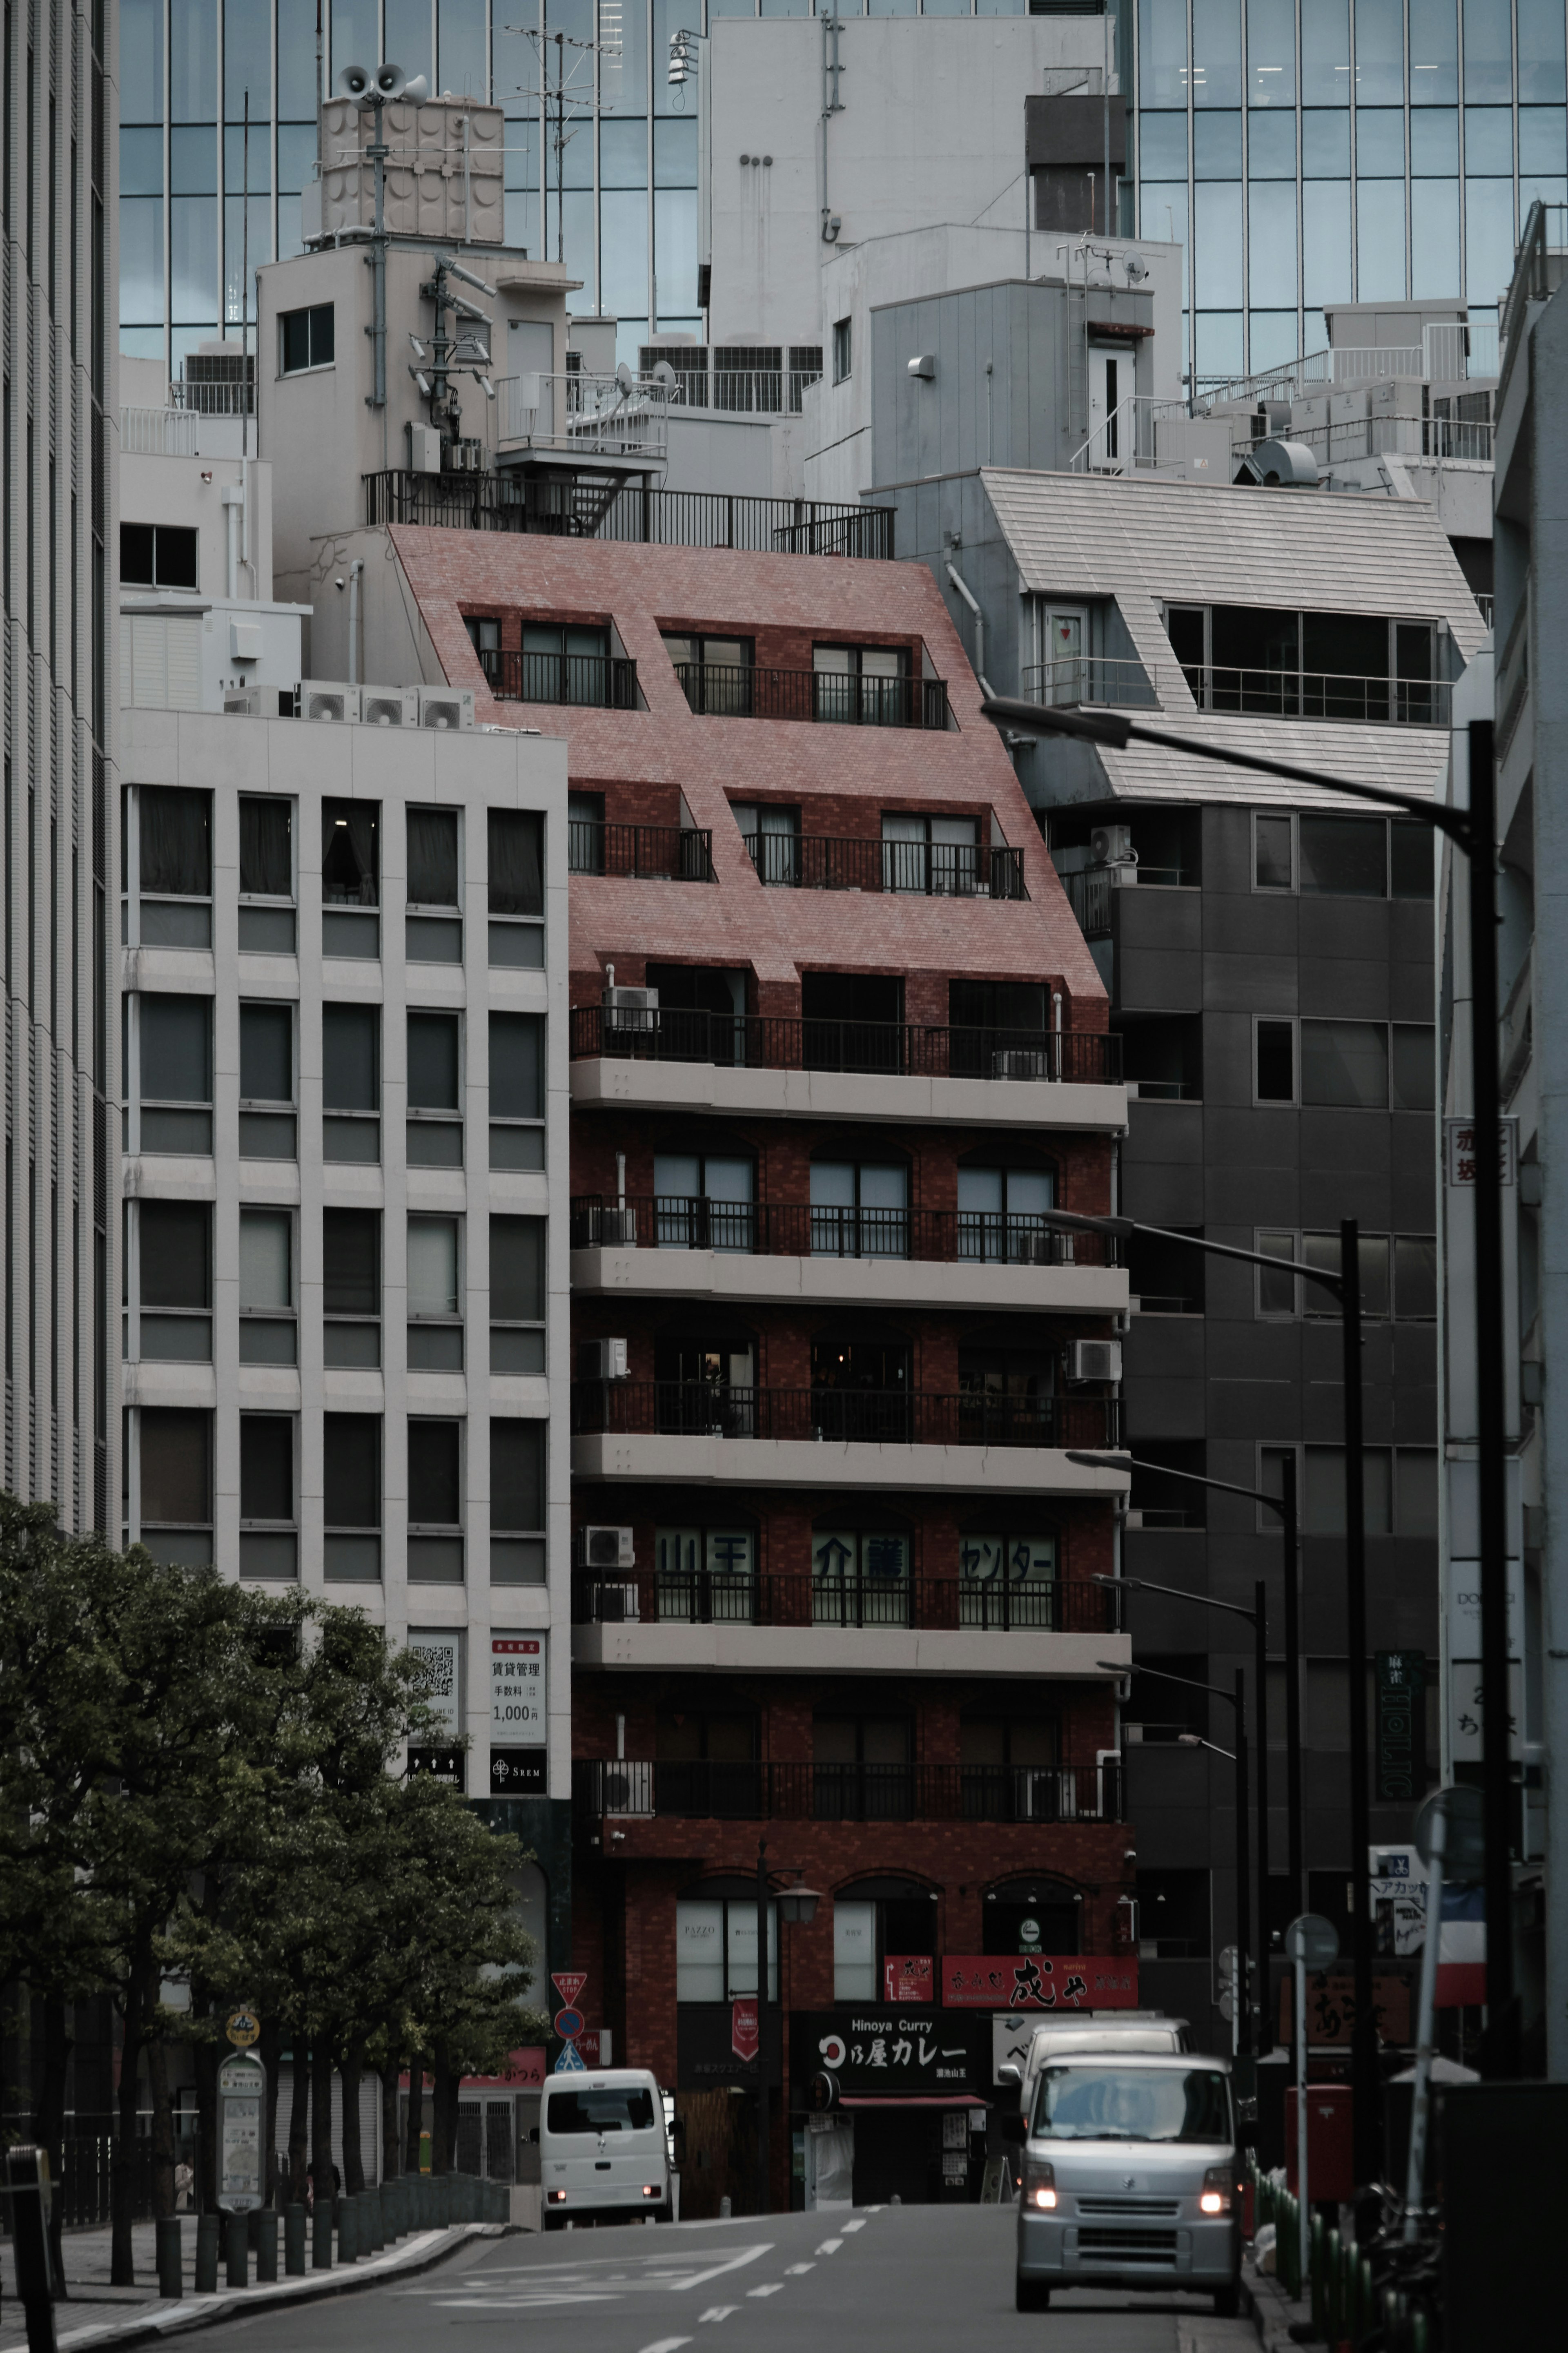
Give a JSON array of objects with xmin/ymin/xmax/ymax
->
[
  {"xmin": 119, "ymin": 0, "xmax": 1064, "ymax": 374},
  {"xmin": 1134, "ymin": 0, "xmax": 1568, "ymax": 387}
]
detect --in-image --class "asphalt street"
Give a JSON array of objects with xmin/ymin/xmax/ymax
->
[{"xmin": 200, "ymin": 2206, "xmax": 1258, "ymax": 2353}]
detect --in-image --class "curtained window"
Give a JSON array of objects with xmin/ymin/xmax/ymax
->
[
  {"xmin": 488, "ymin": 809, "xmax": 543, "ymax": 915},
  {"xmin": 322, "ymin": 799, "xmax": 379, "ymax": 904},
  {"xmin": 240, "ymin": 796, "xmax": 292, "ymax": 896},
  {"xmin": 408, "ymin": 807, "xmax": 459, "ymax": 908},
  {"xmin": 140, "ymin": 787, "xmax": 211, "ymax": 895},
  {"xmin": 491, "ymin": 1419, "xmax": 544, "ymax": 1532}
]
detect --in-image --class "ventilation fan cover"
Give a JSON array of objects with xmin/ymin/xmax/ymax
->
[
  {"xmin": 363, "ymin": 694, "xmax": 407, "ymax": 726},
  {"xmin": 307, "ymin": 691, "xmax": 348, "ymax": 723}
]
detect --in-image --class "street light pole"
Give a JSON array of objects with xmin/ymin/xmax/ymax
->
[
  {"xmin": 756, "ymin": 1837, "xmax": 771, "ymax": 2217},
  {"xmin": 1339, "ymin": 1216, "xmax": 1377, "ymax": 2161}
]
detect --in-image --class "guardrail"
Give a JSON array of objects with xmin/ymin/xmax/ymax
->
[
  {"xmin": 121, "ymin": 405, "xmax": 201, "ymax": 457},
  {"xmin": 566, "ymin": 822, "xmax": 715, "ymax": 881},
  {"xmin": 671, "ymin": 660, "xmax": 949, "ymax": 730},
  {"xmin": 573, "ymin": 1570, "xmax": 1123, "ymax": 1633},
  {"xmin": 569, "ymin": 1005, "xmax": 1123, "ymax": 1084},
  {"xmin": 363, "ymin": 471, "xmax": 895, "ymax": 557},
  {"xmin": 570, "ymin": 1379, "xmax": 1121, "ymax": 1449},
  {"xmin": 573, "ymin": 1756, "xmax": 1126, "ymax": 1824},
  {"xmin": 498, "ymin": 370, "xmax": 671, "ymax": 458},
  {"xmin": 477, "ymin": 646, "xmax": 639, "ymax": 709},
  {"xmin": 1024, "ymin": 656, "xmax": 1160, "ymax": 710},
  {"xmin": 569, "ymin": 1195, "xmax": 1118, "ymax": 1265},
  {"xmin": 741, "ymin": 831, "xmax": 1026, "ymax": 897}
]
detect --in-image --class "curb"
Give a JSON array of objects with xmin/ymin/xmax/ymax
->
[
  {"xmin": 7, "ymin": 2224, "xmax": 515, "ymax": 2353},
  {"xmin": 1241, "ymin": 2252, "xmax": 1318, "ymax": 2353}
]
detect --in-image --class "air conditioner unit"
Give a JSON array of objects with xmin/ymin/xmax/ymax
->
[
  {"xmin": 223, "ymin": 687, "xmax": 265, "ymax": 716},
  {"xmin": 1011, "ymin": 1229, "xmax": 1059, "ymax": 1267},
  {"xmin": 590, "ymin": 1581, "xmax": 640, "ymax": 1623},
  {"xmin": 597, "ymin": 1204, "xmax": 638, "ymax": 1245},
  {"xmin": 418, "ymin": 685, "xmax": 475, "ymax": 731},
  {"xmin": 1090, "ymin": 823, "xmax": 1136, "ymax": 866},
  {"xmin": 991, "ymin": 1047, "xmax": 1051, "ymax": 1081},
  {"xmin": 579, "ymin": 1338, "xmax": 630, "ymax": 1382},
  {"xmin": 576, "ymin": 1525, "xmax": 635, "ymax": 1570},
  {"xmin": 301, "ymin": 681, "xmax": 359, "ymax": 724},
  {"xmin": 1069, "ymin": 1338, "xmax": 1123, "ymax": 1385},
  {"xmin": 603, "ymin": 983, "xmax": 659, "ymax": 1034},
  {"xmin": 360, "ymin": 685, "xmax": 419, "ymax": 728}
]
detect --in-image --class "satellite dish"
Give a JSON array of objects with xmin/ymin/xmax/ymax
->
[
  {"xmin": 1123, "ymin": 252, "xmax": 1149, "ymax": 283},
  {"xmin": 615, "ymin": 361, "xmax": 634, "ymax": 393},
  {"xmin": 335, "ymin": 62, "xmax": 373, "ymax": 99},
  {"xmin": 652, "ymin": 359, "xmax": 678, "ymax": 391}
]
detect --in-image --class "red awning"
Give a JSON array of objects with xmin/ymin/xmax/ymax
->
[{"xmin": 838, "ymin": 2094, "xmax": 988, "ymax": 2110}]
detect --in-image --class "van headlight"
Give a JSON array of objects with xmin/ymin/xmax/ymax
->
[
  {"xmin": 1199, "ymin": 2165, "xmax": 1233, "ymax": 2216},
  {"xmin": 1023, "ymin": 2159, "xmax": 1057, "ymax": 2211}
]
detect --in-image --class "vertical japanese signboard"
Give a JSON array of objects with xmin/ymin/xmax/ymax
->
[
  {"xmin": 217, "ymin": 2052, "xmax": 267, "ymax": 2213},
  {"xmin": 1374, "ymin": 1650, "xmax": 1425, "ymax": 1800},
  {"xmin": 490, "ymin": 1635, "xmax": 547, "ymax": 1795}
]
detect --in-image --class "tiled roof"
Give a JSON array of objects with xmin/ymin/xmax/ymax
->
[{"xmin": 1038, "ymin": 710, "xmax": 1454, "ymax": 812}]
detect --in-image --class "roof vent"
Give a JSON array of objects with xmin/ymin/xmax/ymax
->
[{"xmin": 1240, "ymin": 437, "xmax": 1320, "ymax": 488}]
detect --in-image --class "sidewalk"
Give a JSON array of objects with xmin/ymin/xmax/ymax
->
[
  {"xmin": 1241, "ymin": 2249, "xmax": 1318, "ymax": 2353},
  {"xmin": 0, "ymin": 2219, "xmax": 510, "ymax": 2352}
]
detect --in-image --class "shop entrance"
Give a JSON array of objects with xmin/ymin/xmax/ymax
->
[{"xmin": 847, "ymin": 2103, "xmax": 980, "ymax": 2205}]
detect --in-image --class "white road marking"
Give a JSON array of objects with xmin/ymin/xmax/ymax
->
[
  {"xmin": 746, "ymin": 2282, "xmax": 784, "ymax": 2298},
  {"xmin": 815, "ymin": 2239, "xmax": 843, "ymax": 2255},
  {"xmin": 784, "ymin": 2262, "xmax": 815, "ymax": 2275},
  {"xmin": 636, "ymin": 2340, "xmax": 693, "ymax": 2352},
  {"xmin": 842, "ymin": 2217, "xmax": 868, "ymax": 2230},
  {"xmin": 698, "ymin": 2309, "xmax": 738, "ymax": 2324},
  {"xmin": 407, "ymin": 2241, "xmax": 772, "ymax": 2311}
]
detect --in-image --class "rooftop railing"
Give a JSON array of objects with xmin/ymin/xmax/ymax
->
[
  {"xmin": 741, "ymin": 831, "xmax": 1026, "ymax": 898},
  {"xmin": 566, "ymin": 823, "xmax": 715, "ymax": 882},
  {"xmin": 1199, "ymin": 320, "xmax": 1501, "ymax": 406},
  {"xmin": 497, "ymin": 370, "xmax": 672, "ymax": 461},
  {"xmin": 121, "ymin": 406, "xmax": 201, "ymax": 457},
  {"xmin": 570, "ymin": 1195, "xmax": 1119, "ymax": 1264},
  {"xmin": 363, "ymin": 471, "xmax": 895, "ymax": 557},
  {"xmin": 672, "ymin": 661, "xmax": 949, "ymax": 730},
  {"xmin": 569, "ymin": 1379, "xmax": 1121, "ymax": 1450},
  {"xmin": 573, "ymin": 1570, "xmax": 1123, "ymax": 1634},
  {"xmin": 573, "ymin": 1756, "xmax": 1126, "ymax": 1825},
  {"xmin": 569, "ymin": 1006, "xmax": 1123, "ymax": 1085},
  {"xmin": 1023, "ymin": 657, "xmax": 1450, "ymax": 728}
]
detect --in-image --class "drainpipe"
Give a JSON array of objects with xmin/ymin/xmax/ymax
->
[
  {"xmin": 347, "ymin": 558, "xmax": 364, "ymax": 685},
  {"xmin": 944, "ymin": 560, "xmax": 994, "ymax": 697},
  {"xmin": 222, "ymin": 482, "xmax": 243, "ymax": 598}
]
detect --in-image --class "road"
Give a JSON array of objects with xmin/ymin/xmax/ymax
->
[{"xmin": 206, "ymin": 2206, "xmax": 1257, "ymax": 2353}]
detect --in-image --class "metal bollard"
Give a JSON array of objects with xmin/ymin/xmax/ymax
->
[
  {"xmin": 156, "ymin": 2215, "xmax": 184, "ymax": 2300},
  {"xmin": 1310, "ymin": 2213, "xmax": 1327, "ymax": 2341},
  {"xmin": 224, "ymin": 2212, "xmax": 249, "ymax": 2288},
  {"xmin": 195, "ymin": 2213, "xmax": 220, "ymax": 2293},
  {"xmin": 255, "ymin": 2210, "xmax": 278, "ymax": 2284},
  {"xmin": 362, "ymin": 2184, "xmax": 381, "ymax": 2253},
  {"xmin": 312, "ymin": 2199, "xmax": 333, "ymax": 2270},
  {"xmin": 284, "ymin": 2204, "xmax": 307, "ymax": 2276},
  {"xmin": 339, "ymin": 2195, "xmax": 359, "ymax": 2262}
]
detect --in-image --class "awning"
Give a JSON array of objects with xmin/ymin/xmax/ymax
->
[{"xmin": 838, "ymin": 2094, "xmax": 988, "ymax": 2110}]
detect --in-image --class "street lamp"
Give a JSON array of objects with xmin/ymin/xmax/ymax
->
[
  {"xmin": 1103, "ymin": 1657, "xmax": 1251, "ymax": 2052},
  {"xmin": 986, "ymin": 696, "xmax": 1513, "ymax": 2094},
  {"xmin": 755, "ymin": 1840, "xmax": 822, "ymax": 2215}
]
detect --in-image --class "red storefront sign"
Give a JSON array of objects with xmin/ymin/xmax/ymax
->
[
  {"xmin": 400, "ymin": 2048, "xmax": 548, "ymax": 2091},
  {"xmin": 940, "ymin": 1956, "xmax": 1141, "ymax": 2010},
  {"xmin": 882, "ymin": 1954, "xmax": 935, "ymax": 2002},
  {"xmin": 731, "ymin": 1997, "xmax": 760, "ymax": 2061}
]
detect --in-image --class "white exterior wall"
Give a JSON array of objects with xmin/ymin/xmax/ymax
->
[{"xmin": 118, "ymin": 708, "xmax": 572, "ymax": 1804}]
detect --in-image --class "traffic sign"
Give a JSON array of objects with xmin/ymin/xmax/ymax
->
[
  {"xmin": 225, "ymin": 2010, "xmax": 261, "ymax": 2049},
  {"xmin": 553, "ymin": 2041, "xmax": 587, "ymax": 2073},
  {"xmin": 551, "ymin": 1971, "xmax": 588, "ymax": 2007},
  {"xmin": 554, "ymin": 2007, "xmax": 585, "ymax": 2043},
  {"xmin": 1284, "ymin": 1913, "xmax": 1339, "ymax": 1969}
]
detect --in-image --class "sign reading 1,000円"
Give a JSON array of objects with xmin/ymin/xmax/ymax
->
[{"xmin": 490, "ymin": 1636, "xmax": 546, "ymax": 1743}]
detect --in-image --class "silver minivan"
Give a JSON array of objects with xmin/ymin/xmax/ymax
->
[
  {"xmin": 539, "ymin": 2068, "xmax": 671, "ymax": 2228},
  {"xmin": 1002, "ymin": 2050, "xmax": 1239, "ymax": 2314},
  {"xmin": 1005, "ymin": 2015, "xmax": 1191, "ymax": 2124}
]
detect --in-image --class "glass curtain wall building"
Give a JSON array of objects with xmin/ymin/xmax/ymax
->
[
  {"xmin": 120, "ymin": 0, "xmax": 1087, "ymax": 375},
  {"xmin": 1132, "ymin": 0, "xmax": 1568, "ymax": 387}
]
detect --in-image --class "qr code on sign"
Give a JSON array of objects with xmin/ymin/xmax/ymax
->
[{"xmin": 410, "ymin": 1642, "xmax": 455, "ymax": 1697}]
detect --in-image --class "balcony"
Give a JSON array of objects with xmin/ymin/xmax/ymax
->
[
  {"xmin": 361, "ymin": 471, "xmax": 894, "ymax": 557},
  {"xmin": 568, "ymin": 1195, "xmax": 1128, "ymax": 1317},
  {"xmin": 742, "ymin": 832, "xmax": 1027, "ymax": 899},
  {"xmin": 566, "ymin": 823, "xmax": 715, "ymax": 882},
  {"xmin": 573, "ymin": 1756, "xmax": 1126, "ymax": 1826},
  {"xmin": 572, "ymin": 1381, "xmax": 1118, "ymax": 1450},
  {"xmin": 1025, "ymin": 656, "xmax": 1451, "ymax": 728},
  {"xmin": 570, "ymin": 1008, "xmax": 1119, "ymax": 1085},
  {"xmin": 478, "ymin": 647, "xmax": 639, "ymax": 710},
  {"xmin": 575, "ymin": 1570, "xmax": 1122, "ymax": 1634},
  {"xmin": 497, "ymin": 370, "xmax": 672, "ymax": 463},
  {"xmin": 672, "ymin": 661, "xmax": 949, "ymax": 731}
]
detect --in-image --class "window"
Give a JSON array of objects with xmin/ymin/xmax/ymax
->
[
  {"xmin": 138, "ymin": 1407, "xmax": 212, "ymax": 1565},
  {"xmin": 323, "ymin": 1413, "xmax": 381, "ymax": 1581},
  {"xmin": 957, "ymin": 1528, "xmax": 1058, "ymax": 1627},
  {"xmin": 491, "ymin": 1215, "xmax": 546, "ymax": 1374},
  {"xmin": 880, "ymin": 810, "xmax": 980, "ymax": 894},
  {"xmin": 240, "ymin": 1415, "xmax": 296, "ymax": 1580},
  {"xmin": 675, "ymin": 1888, "xmax": 777, "ymax": 2003},
  {"xmin": 1254, "ymin": 813, "xmax": 1294, "ymax": 890},
  {"xmin": 239, "ymin": 796, "xmax": 295, "ymax": 952},
  {"xmin": 567, "ymin": 791, "xmax": 606, "ymax": 876},
  {"xmin": 466, "ymin": 615, "xmax": 501, "ymax": 659},
  {"xmin": 655, "ymin": 1525, "xmax": 757, "ymax": 1619},
  {"xmin": 653, "ymin": 1150, "xmax": 755, "ymax": 1252},
  {"xmin": 321, "ymin": 798, "xmax": 379, "ymax": 957},
  {"xmin": 832, "ymin": 315, "xmax": 852, "ymax": 383},
  {"xmin": 1390, "ymin": 1024, "xmax": 1436, "ymax": 1111},
  {"xmin": 239, "ymin": 1003, "xmax": 295, "ymax": 1159},
  {"xmin": 130, "ymin": 781, "xmax": 213, "ymax": 946},
  {"xmin": 408, "ymin": 1010, "xmax": 462, "ymax": 1167},
  {"xmin": 811, "ymin": 1524, "xmax": 910, "ymax": 1628},
  {"xmin": 832, "ymin": 1879, "xmax": 940, "ymax": 2000},
  {"xmin": 814, "ymin": 1715, "xmax": 912, "ymax": 1821},
  {"xmin": 1256, "ymin": 1230, "xmax": 1436, "ymax": 1320},
  {"xmin": 408, "ymin": 1217, "xmax": 462, "ymax": 1370},
  {"xmin": 409, "ymin": 1420, "xmax": 463, "ymax": 1584},
  {"xmin": 323, "ymin": 1004, "xmax": 379, "ymax": 1163},
  {"xmin": 519, "ymin": 622, "xmax": 617, "ymax": 707},
  {"xmin": 120, "ymin": 521, "xmax": 198, "ymax": 590},
  {"xmin": 240, "ymin": 1208, "xmax": 295, "ymax": 1365},
  {"xmin": 1257, "ymin": 1019, "xmax": 1436, "ymax": 1108},
  {"xmin": 138, "ymin": 994, "xmax": 213, "ymax": 1153},
  {"xmin": 489, "ymin": 1012, "xmax": 545, "ymax": 1169},
  {"xmin": 1302, "ymin": 1018, "xmax": 1388, "ymax": 1108},
  {"xmin": 731, "ymin": 801, "xmax": 802, "ymax": 888},
  {"xmin": 491, "ymin": 1418, "xmax": 546, "ymax": 1584},
  {"xmin": 815, "ymin": 643, "xmax": 910, "ymax": 727},
  {"xmin": 810, "ymin": 1158, "xmax": 908, "ymax": 1258},
  {"xmin": 1252, "ymin": 812, "xmax": 1437, "ymax": 899},
  {"xmin": 323, "ymin": 1208, "xmax": 380, "ymax": 1366},
  {"xmin": 664, "ymin": 632, "xmax": 755, "ymax": 716},
  {"xmin": 1300, "ymin": 1445, "xmax": 1438, "ymax": 1537},
  {"xmin": 1256, "ymin": 1020, "xmax": 1294, "ymax": 1102},
  {"xmin": 1394, "ymin": 1236, "xmax": 1438, "ymax": 1319},
  {"xmin": 488, "ymin": 809, "xmax": 544, "ymax": 967},
  {"xmin": 1300, "ymin": 815, "xmax": 1388, "ymax": 897},
  {"xmin": 137, "ymin": 1200, "xmax": 211, "ymax": 1361},
  {"xmin": 1165, "ymin": 606, "xmax": 1441, "ymax": 722},
  {"xmin": 408, "ymin": 808, "xmax": 458, "ymax": 909},
  {"xmin": 280, "ymin": 300, "xmax": 334, "ymax": 372},
  {"xmin": 1390, "ymin": 826, "xmax": 1434, "ymax": 898},
  {"xmin": 957, "ymin": 1162, "xmax": 1057, "ymax": 1262}
]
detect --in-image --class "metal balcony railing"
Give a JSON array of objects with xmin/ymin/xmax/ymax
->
[
  {"xmin": 573, "ymin": 1570, "xmax": 1124, "ymax": 1634},
  {"xmin": 121, "ymin": 406, "xmax": 201, "ymax": 457},
  {"xmin": 672, "ymin": 662, "xmax": 950, "ymax": 730},
  {"xmin": 1061, "ymin": 869, "xmax": 1114, "ymax": 939},
  {"xmin": 570, "ymin": 1380, "xmax": 1121, "ymax": 1450},
  {"xmin": 573, "ymin": 1756, "xmax": 1126, "ymax": 1825},
  {"xmin": 361, "ymin": 471, "xmax": 895, "ymax": 557},
  {"xmin": 569, "ymin": 1006, "xmax": 1122, "ymax": 1085},
  {"xmin": 741, "ymin": 831, "xmax": 1027, "ymax": 898},
  {"xmin": 1025, "ymin": 656, "xmax": 1160, "ymax": 711},
  {"xmin": 566, "ymin": 821, "xmax": 714, "ymax": 881},
  {"xmin": 477, "ymin": 646, "xmax": 639, "ymax": 709},
  {"xmin": 497, "ymin": 370, "xmax": 672, "ymax": 459},
  {"xmin": 1178, "ymin": 664, "xmax": 1451, "ymax": 726},
  {"xmin": 569, "ymin": 1195, "xmax": 1120, "ymax": 1267}
]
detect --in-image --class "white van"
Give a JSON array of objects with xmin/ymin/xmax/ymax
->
[
  {"xmin": 539, "ymin": 2069, "xmax": 671, "ymax": 2227},
  {"xmin": 1004, "ymin": 2015, "xmax": 1190, "ymax": 2127}
]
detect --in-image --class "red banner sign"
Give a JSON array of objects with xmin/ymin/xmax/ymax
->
[
  {"xmin": 882, "ymin": 1954, "xmax": 935, "ymax": 2002},
  {"xmin": 401, "ymin": 2048, "xmax": 547, "ymax": 2091},
  {"xmin": 731, "ymin": 1996, "xmax": 760, "ymax": 2062},
  {"xmin": 576, "ymin": 2029, "xmax": 611, "ymax": 2068},
  {"xmin": 941, "ymin": 1956, "xmax": 1140, "ymax": 2011}
]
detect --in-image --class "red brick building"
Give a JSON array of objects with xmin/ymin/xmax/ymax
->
[{"xmin": 392, "ymin": 525, "xmax": 1134, "ymax": 2210}]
